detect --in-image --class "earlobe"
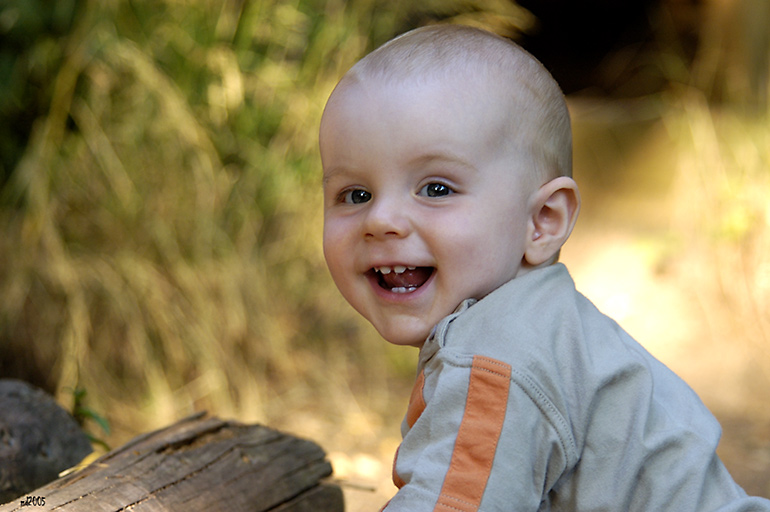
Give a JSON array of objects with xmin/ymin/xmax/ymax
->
[{"xmin": 524, "ymin": 177, "xmax": 580, "ymax": 267}]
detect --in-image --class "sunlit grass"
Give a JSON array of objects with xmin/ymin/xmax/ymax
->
[
  {"xmin": 2, "ymin": 0, "xmax": 521, "ymax": 445},
  {"xmin": 667, "ymin": 92, "xmax": 770, "ymax": 388}
]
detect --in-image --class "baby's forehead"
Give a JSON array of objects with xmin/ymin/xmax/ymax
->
[
  {"xmin": 333, "ymin": 30, "xmax": 561, "ymax": 133},
  {"xmin": 331, "ymin": 64, "xmax": 548, "ymax": 152}
]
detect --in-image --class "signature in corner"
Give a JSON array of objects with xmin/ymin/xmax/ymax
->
[{"xmin": 19, "ymin": 496, "xmax": 45, "ymax": 507}]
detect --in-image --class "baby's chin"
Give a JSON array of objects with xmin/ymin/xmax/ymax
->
[
  {"xmin": 376, "ymin": 324, "xmax": 431, "ymax": 348},
  {"xmin": 382, "ymin": 333, "xmax": 428, "ymax": 348}
]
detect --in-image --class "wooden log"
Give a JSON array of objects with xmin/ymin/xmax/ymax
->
[{"xmin": 0, "ymin": 412, "xmax": 343, "ymax": 512}]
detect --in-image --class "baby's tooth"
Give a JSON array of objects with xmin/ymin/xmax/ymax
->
[
  {"xmin": 379, "ymin": 266, "xmax": 392, "ymax": 274},
  {"xmin": 394, "ymin": 265, "xmax": 407, "ymax": 274},
  {"xmin": 407, "ymin": 266, "xmax": 416, "ymax": 270}
]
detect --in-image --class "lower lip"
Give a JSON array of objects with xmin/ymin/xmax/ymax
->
[{"xmin": 366, "ymin": 269, "xmax": 435, "ymax": 303}]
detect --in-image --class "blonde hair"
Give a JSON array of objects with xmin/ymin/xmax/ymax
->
[{"xmin": 335, "ymin": 24, "xmax": 572, "ymax": 181}]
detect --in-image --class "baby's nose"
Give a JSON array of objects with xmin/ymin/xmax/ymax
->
[{"xmin": 363, "ymin": 198, "xmax": 411, "ymax": 239}]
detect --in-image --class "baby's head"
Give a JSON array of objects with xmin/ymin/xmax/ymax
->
[{"xmin": 320, "ymin": 24, "xmax": 580, "ymax": 347}]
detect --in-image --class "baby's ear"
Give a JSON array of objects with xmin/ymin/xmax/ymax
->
[{"xmin": 524, "ymin": 177, "xmax": 580, "ymax": 267}]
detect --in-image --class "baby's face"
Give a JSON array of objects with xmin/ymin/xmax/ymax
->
[{"xmin": 321, "ymin": 76, "xmax": 537, "ymax": 347}]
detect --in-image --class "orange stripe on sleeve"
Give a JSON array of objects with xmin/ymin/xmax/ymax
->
[
  {"xmin": 406, "ymin": 369, "xmax": 427, "ymax": 428},
  {"xmin": 435, "ymin": 356, "xmax": 511, "ymax": 512},
  {"xmin": 392, "ymin": 445, "xmax": 406, "ymax": 489},
  {"xmin": 393, "ymin": 370, "xmax": 427, "ymax": 489}
]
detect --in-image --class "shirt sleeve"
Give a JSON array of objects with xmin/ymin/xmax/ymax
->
[{"xmin": 383, "ymin": 350, "xmax": 575, "ymax": 512}]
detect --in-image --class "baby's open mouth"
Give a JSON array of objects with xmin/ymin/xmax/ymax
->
[{"xmin": 371, "ymin": 265, "xmax": 434, "ymax": 293}]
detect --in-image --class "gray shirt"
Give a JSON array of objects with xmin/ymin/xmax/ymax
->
[{"xmin": 384, "ymin": 263, "xmax": 770, "ymax": 511}]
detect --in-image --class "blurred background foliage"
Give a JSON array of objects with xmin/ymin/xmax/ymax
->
[{"xmin": 0, "ymin": 0, "xmax": 768, "ymax": 483}]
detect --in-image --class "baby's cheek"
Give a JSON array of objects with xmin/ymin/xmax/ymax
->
[{"xmin": 322, "ymin": 222, "xmax": 349, "ymax": 261}]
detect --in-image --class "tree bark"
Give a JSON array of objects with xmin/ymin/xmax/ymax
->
[{"xmin": 0, "ymin": 412, "xmax": 343, "ymax": 512}]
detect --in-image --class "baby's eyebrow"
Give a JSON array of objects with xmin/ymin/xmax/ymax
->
[
  {"xmin": 321, "ymin": 153, "xmax": 477, "ymax": 188},
  {"xmin": 322, "ymin": 166, "xmax": 356, "ymax": 187},
  {"xmin": 408, "ymin": 153, "xmax": 477, "ymax": 173}
]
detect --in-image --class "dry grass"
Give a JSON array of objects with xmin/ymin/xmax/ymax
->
[{"xmin": 0, "ymin": 0, "xmax": 530, "ymax": 446}]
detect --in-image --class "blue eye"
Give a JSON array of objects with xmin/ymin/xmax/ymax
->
[
  {"xmin": 341, "ymin": 189, "xmax": 372, "ymax": 204},
  {"xmin": 419, "ymin": 182, "xmax": 453, "ymax": 198}
]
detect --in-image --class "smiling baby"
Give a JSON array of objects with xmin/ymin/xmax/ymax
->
[{"xmin": 319, "ymin": 24, "xmax": 770, "ymax": 512}]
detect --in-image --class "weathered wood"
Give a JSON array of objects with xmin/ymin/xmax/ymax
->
[
  {"xmin": 0, "ymin": 380, "xmax": 92, "ymax": 503},
  {"xmin": 0, "ymin": 412, "xmax": 343, "ymax": 512}
]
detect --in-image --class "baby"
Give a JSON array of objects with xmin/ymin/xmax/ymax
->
[{"xmin": 319, "ymin": 24, "xmax": 770, "ymax": 511}]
